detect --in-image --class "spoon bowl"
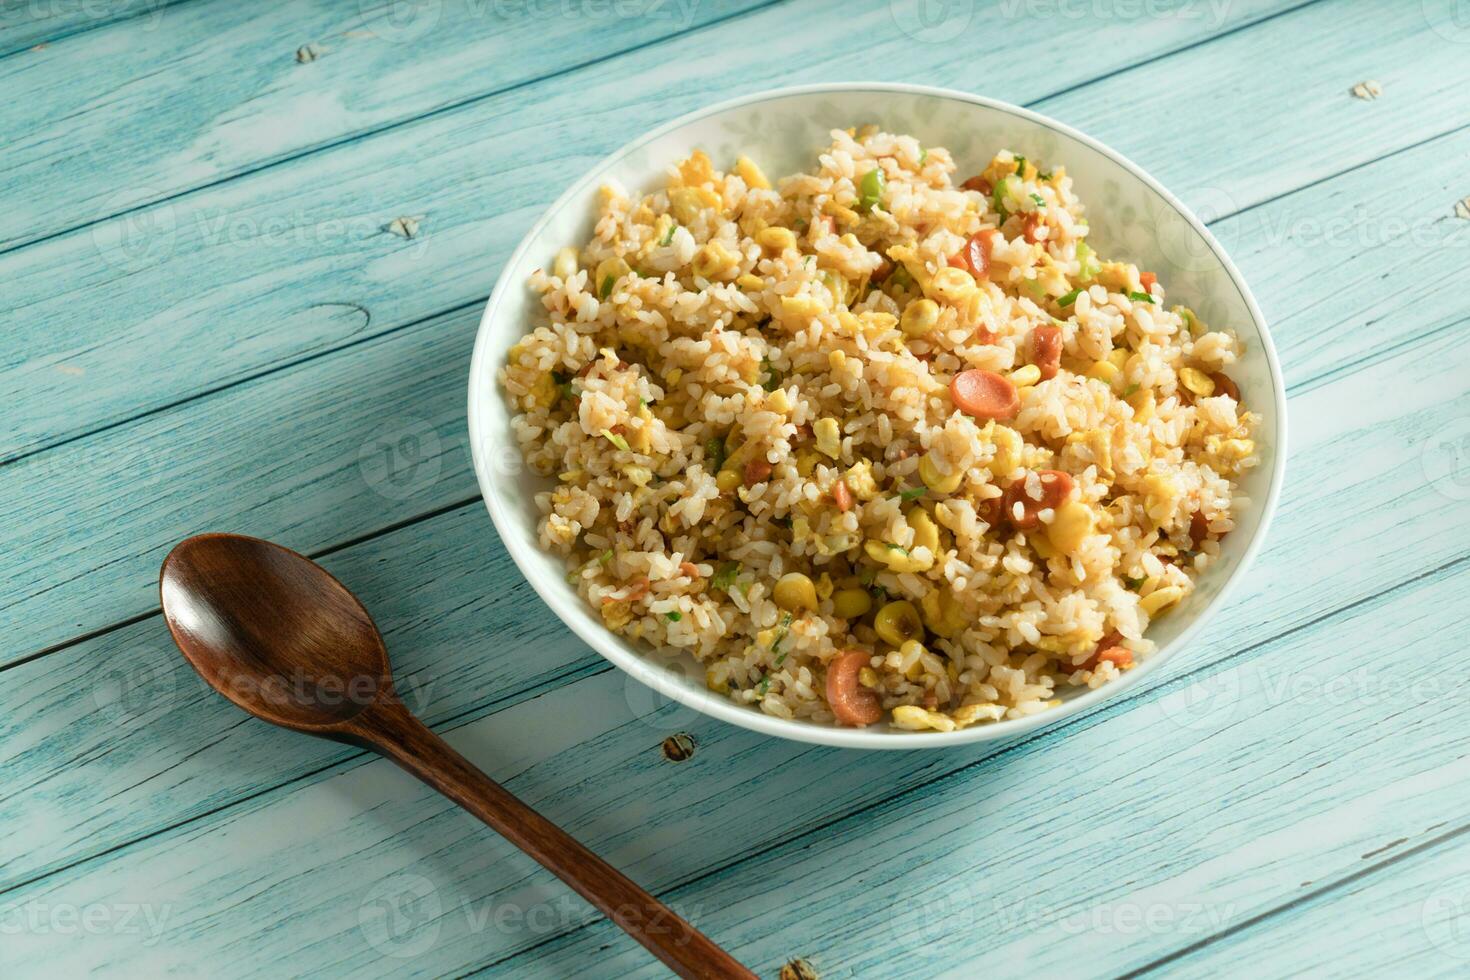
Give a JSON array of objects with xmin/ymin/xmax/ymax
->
[
  {"xmin": 160, "ymin": 533, "xmax": 755, "ymax": 980},
  {"xmin": 161, "ymin": 534, "xmax": 389, "ymax": 730}
]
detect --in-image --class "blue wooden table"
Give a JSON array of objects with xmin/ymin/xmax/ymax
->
[{"xmin": 4, "ymin": 0, "xmax": 1469, "ymax": 975}]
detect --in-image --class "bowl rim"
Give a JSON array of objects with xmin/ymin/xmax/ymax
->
[{"xmin": 468, "ymin": 81, "xmax": 1288, "ymax": 750}]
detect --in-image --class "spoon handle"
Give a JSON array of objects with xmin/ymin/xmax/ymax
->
[{"xmin": 348, "ymin": 697, "xmax": 756, "ymax": 980}]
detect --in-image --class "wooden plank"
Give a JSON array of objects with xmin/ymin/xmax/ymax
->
[
  {"xmin": 1162, "ymin": 832, "xmax": 1470, "ymax": 978},
  {"xmin": 0, "ymin": 305, "xmax": 483, "ymax": 662},
  {"xmin": 0, "ymin": 0, "xmax": 773, "ymax": 251},
  {"xmin": 2, "ymin": 303, "xmax": 1465, "ymax": 953},
  {"xmin": 0, "ymin": 0, "xmax": 1300, "ymax": 462},
  {"xmin": 3, "ymin": 493, "xmax": 1466, "ymax": 977},
  {"xmin": 0, "ymin": 0, "xmax": 186, "ymax": 58},
  {"xmin": 1033, "ymin": 0, "xmax": 1470, "ymax": 214},
  {"xmin": 499, "ymin": 544, "xmax": 1470, "ymax": 978},
  {"xmin": 5, "ymin": 100, "xmax": 1466, "ymax": 666}
]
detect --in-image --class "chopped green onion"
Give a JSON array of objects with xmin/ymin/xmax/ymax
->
[
  {"xmin": 898, "ymin": 486, "xmax": 927, "ymax": 502},
  {"xmin": 1128, "ymin": 290, "xmax": 1157, "ymax": 304},
  {"xmin": 659, "ymin": 223, "xmax": 678, "ymax": 246},
  {"xmin": 711, "ymin": 561, "xmax": 742, "ymax": 591},
  {"xmin": 666, "ymin": 611, "xmax": 682, "ymax": 622},
  {"xmin": 1013, "ymin": 155, "xmax": 1027, "ymax": 178},
  {"xmin": 1076, "ymin": 241, "xmax": 1100, "ymax": 281},
  {"xmin": 769, "ymin": 612, "xmax": 794, "ymax": 655},
  {"xmin": 1030, "ymin": 193, "xmax": 1046, "ymax": 207},
  {"xmin": 1126, "ymin": 576, "xmax": 1145, "ymax": 591},
  {"xmin": 761, "ymin": 356, "xmax": 783, "ymax": 389},
  {"xmin": 992, "ymin": 175, "xmax": 1019, "ymax": 220},
  {"xmin": 565, "ymin": 569, "xmax": 580, "ymax": 585},
  {"xmin": 1038, "ymin": 169, "xmax": 1053, "ymax": 181},
  {"xmin": 599, "ymin": 274, "xmax": 615, "ymax": 299},
  {"xmin": 1057, "ymin": 288, "xmax": 1083, "ymax": 307},
  {"xmin": 857, "ymin": 167, "xmax": 886, "ymax": 212},
  {"xmin": 858, "ymin": 567, "xmax": 876, "ymax": 587},
  {"xmin": 886, "ymin": 543, "xmax": 910, "ymax": 556},
  {"xmin": 601, "ymin": 428, "xmax": 630, "ymax": 451},
  {"xmin": 918, "ymin": 147, "xmax": 928, "ymax": 164},
  {"xmin": 598, "ymin": 549, "xmax": 614, "ymax": 566},
  {"xmin": 705, "ymin": 436, "xmax": 727, "ymax": 471},
  {"xmin": 1123, "ymin": 383, "xmax": 1140, "ymax": 397},
  {"xmin": 756, "ymin": 676, "xmax": 771, "ymax": 696}
]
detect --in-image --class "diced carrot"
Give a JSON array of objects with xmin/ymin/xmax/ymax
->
[
  {"xmin": 950, "ymin": 369, "xmax": 1020, "ymax": 420},
  {"xmin": 1140, "ymin": 271, "xmax": 1157, "ymax": 292},
  {"xmin": 832, "ymin": 479, "xmax": 853, "ymax": 512},
  {"xmin": 826, "ymin": 650, "xmax": 883, "ymax": 726},
  {"xmin": 679, "ymin": 562, "xmax": 700, "ymax": 578},
  {"xmin": 960, "ymin": 175, "xmax": 992, "ymax": 195}
]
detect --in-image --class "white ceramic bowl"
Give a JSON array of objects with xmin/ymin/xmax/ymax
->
[{"xmin": 468, "ymin": 83, "xmax": 1287, "ymax": 750}]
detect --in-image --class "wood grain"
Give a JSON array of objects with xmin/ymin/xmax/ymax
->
[
  {"xmin": 6, "ymin": 108, "xmax": 1466, "ymax": 665},
  {"xmin": 6, "ymin": 2, "xmax": 1470, "ymax": 976},
  {"xmin": 3, "ymin": 316, "xmax": 1466, "ymax": 957},
  {"xmin": 0, "ymin": 0, "xmax": 1300, "ymax": 461},
  {"xmin": 0, "ymin": 0, "xmax": 774, "ymax": 251}
]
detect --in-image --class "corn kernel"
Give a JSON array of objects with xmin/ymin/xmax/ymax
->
[
  {"xmin": 858, "ymin": 666, "xmax": 879, "ymax": 688},
  {"xmin": 927, "ymin": 267, "xmax": 976, "ymax": 304},
  {"xmin": 988, "ymin": 425, "xmax": 1023, "ymax": 478},
  {"xmin": 715, "ymin": 469, "xmax": 741, "ymax": 493},
  {"xmin": 918, "ymin": 451, "xmax": 964, "ymax": 494},
  {"xmin": 1046, "ymin": 500, "xmax": 1095, "ymax": 554},
  {"xmin": 773, "ymin": 572, "xmax": 818, "ymax": 612},
  {"xmin": 833, "ymin": 588, "xmax": 873, "ymax": 619},
  {"xmin": 735, "ymin": 155, "xmax": 771, "ymax": 190},
  {"xmin": 900, "ymin": 298, "xmax": 940, "ymax": 337},
  {"xmin": 1010, "ymin": 364, "xmax": 1042, "ymax": 388},
  {"xmin": 1139, "ymin": 585, "xmax": 1185, "ymax": 616},
  {"xmin": 1179, "ymin": 367, "xmax": 1216, "ymax": 397},
  {"xmin": 1086, "ymin": 360, "xmax": 1120, "ymax": 387},
  {"xmin": 873, "ymin": 600, "xmax": 924, "ymax": 646}
]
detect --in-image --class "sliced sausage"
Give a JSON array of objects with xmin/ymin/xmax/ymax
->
[
  {"xmin": 826, "ymin": 650, "xmax": 883, "ymax": 727},
  {"xmin": 951, "ymin": 369, "xmax": 1020, "ymax": 420},
  {"xmin": 1003, "ymin": 469, "xmax": 1075, "ymax": 530},
  {"xmin": 947, "ymin": 230, "xmax": 996, "ymax": 279},
  {"xmin": 1029, "ymin": 324, "xmax": 1063, "ymax": 380},
  {"xmin": 743, "ymin": 457, "xmax": 772, "ymax": 488},
  {"xmin": 960, "ymin": 175, "xmax": 992, "ymax": 195},
  {"xmin": 831, "ymin": 479, "xmax": 853, "ymax": 513}
]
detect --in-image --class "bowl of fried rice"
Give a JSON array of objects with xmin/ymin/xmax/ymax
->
[{"xmin": 469, "ymin": 83, "xmax": 1286, "ymax": 748}]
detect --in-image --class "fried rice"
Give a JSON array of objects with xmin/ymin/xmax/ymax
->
[{"xmin": 499, "ymin": 127, "xmax": 1258, "ymax": 732}]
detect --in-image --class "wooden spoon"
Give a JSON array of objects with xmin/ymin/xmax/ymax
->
[{"xmin": 160, "ymin": 533, "xmax": 755, "ymax": 980}]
